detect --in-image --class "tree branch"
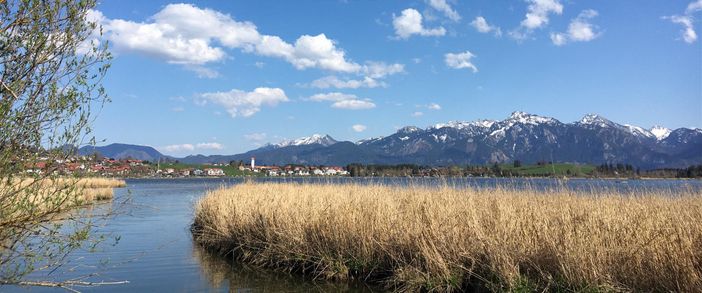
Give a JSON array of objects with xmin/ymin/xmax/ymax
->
[{"xmin": 0, "ymin": 279, "xmax": 129, "ymax": 292}]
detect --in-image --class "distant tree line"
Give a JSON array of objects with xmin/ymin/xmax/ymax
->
[
  {"xmin": 347, "ymin": 163, "xmax": 557, "ymax": 178},
  {"xmin": 641, "ymin": 165, "xmax": 702, "ymax": 179},
  {"xmin": 594, "ymin": 163, "xmax": 639, "ymax": 177},
  {"xmin": 347, "ymin": 162, "xmax": 702, "ymax": 178}
]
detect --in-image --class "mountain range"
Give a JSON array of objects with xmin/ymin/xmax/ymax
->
[{"xmin": 78, "ymin": 112, "xmax": 702, "ymax": 169}]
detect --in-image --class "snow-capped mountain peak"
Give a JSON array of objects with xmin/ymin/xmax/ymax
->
[
  {"xmin": 356, "ymin": 136, "xmax": 384, "ymax": 145},
  {"xmin": 624, "ymin": 124, "xmax": 654, "ymax": 138},
  {"xmin": 277, "ymin": 134, "xmax": 337, "ymax": 147},
  {"xmin": 578, "ymin": 114, "xmax": 614, "ymax": 127},
  {"xmin": 650, "ymin": 126, "xmax": 672, "ymax": 140},
  {"xmin": 432, "ymin": 120, "xmax": 496, "ymax": 130},
  {"xmin": 506, "ymin": 111, "xmax": 556, "ymax": 125},
  {"xmin": 398, "ymin": 126, "xmax": 420, "ymax": 134}
]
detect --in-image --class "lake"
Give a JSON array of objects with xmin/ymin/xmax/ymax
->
[{"xmin": 4, "ymin": 177, "xmax": 701, "ymax": 292}]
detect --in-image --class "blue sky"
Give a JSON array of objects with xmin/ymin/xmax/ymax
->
[{"xmin": 89, "ymin": 0, "xmax": 702, "ymax": 156}]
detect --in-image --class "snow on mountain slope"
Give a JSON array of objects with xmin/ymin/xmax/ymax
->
[
  {"xmin": 277, "ymin": 134, "xmax": 338, "ymax": 147},
  {"xmin": 650, "ymin": 126, "xmax": 672, "ymax": 140}
]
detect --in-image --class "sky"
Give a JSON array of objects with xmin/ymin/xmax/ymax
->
[{"xmin": 88, "ymin": 0, "xmax": 702, "ymax": 156}]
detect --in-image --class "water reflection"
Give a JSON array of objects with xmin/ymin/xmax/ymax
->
[{"xmin": 192, "ymin": 243, "xmax": 377, "ymax": 292}]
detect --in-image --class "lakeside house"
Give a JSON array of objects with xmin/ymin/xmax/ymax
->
[{"xmin": 204, "ymin": 168, "xmax": 225, "ymax": 176}]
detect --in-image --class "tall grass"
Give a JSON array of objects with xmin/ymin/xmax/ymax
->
[
  {"xmin": 1, "ymin": 177, "xmax": 125, "ymax": 211},
  {"xmin": 192, "ymin": 183, "xmax": 702, "ymax": 292}
]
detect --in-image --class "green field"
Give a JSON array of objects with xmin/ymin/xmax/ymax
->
[{"xmin": 500, "ymin": 163, "xmax": 595, "ymax": 177}]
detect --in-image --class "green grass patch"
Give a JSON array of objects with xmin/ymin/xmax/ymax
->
[{"xmin": 500, "ymin": 163, "xmax": 595, "ymax": 177}]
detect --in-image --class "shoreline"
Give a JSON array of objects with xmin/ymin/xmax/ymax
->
[{"xmin": 118, "ymin": 175, "xmax": 702, "ymax": 181}]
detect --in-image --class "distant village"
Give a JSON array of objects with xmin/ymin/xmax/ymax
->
[
  {"xmin": 24, "ymin": 156, "xmax": 350, "ymax": 178},
  {"xmin": 24, "ymin": 155, "xmax": 702, "ymax": 179}
]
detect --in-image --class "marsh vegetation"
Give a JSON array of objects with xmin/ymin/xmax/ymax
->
[{"xmin": 192, "ymin": 182, "xmax": 702, "ymax": 292}]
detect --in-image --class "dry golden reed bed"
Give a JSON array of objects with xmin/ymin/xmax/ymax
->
[
  {"xmin": 2, "ymin": 177, "xmax": 125, "ymax": 205},
  {"xmin": 192, "ymin": 183, "xmax": 702, "ymax": 292}
]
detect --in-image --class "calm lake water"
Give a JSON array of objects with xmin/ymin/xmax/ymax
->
[{"xmin": 5, "ymin": 177, "xmax": 702, "ymax": 292}]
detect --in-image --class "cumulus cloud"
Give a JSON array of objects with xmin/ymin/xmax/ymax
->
[
  {"xmin": 198, "ymin": 87, "xmax": 288, "ymax": 117},
  {"xmin": 308, "ymin": 62, "xmax": 404, "ymax": 89},
  {"xmin": 332, "ymin": 99, "xmax": 376, "ymax": 110},
  {"xmin": 444, "ymin": 51, "xmax": 478, "ymax": 73},
  {"xmin": 162, "ymin": 144, "xmax": 195, "ymax": 153},
  {"xmin": 352, "ymin": 124, "xmax": 367, "ymax": 132},
  {"xmin": 470, "ymin": 16, "xmax": 502, "ymax": 36},
  {"xmin": 412, "ymin": 111, "xmax": 424, "ymax": 117},
  {"xmin": 161, "ymin": 142, "xmax": 223, "ymax": 153},
  {"xmin": 427, "ymin": 103, "xmax": 442, "ymax": 110},
  {"xmin": 550, "ymin": 9, "xmax": 601, "ymax": 46},
  {"xmin": 426, "ymin": 0, "xmax": 461, "ymax": 22},
  {"xmin": 521, "ymin": 0, "xmax": 563, "ymax": 29},
  {"xmin": 92, "ymin": 4, "xmax": 401, "ymax": 77},
  {"xmin": 309, "ymin": 92, "xmax": 376, "ymax": 110},
  {"xmin": 665, "ymin": 0, "xmax": 702, "ymax": 44},
  {"xmin": 510, "ymin": 0, "xmax": 563, "ymax": 40},
  {"xmin": 311, "ymin": 76, "xmax": 384, "ymax": 89},
  {"xmin": 393, "ymin": 8, "xmax": 446, "ymax": 39},
  {"xmin": 362, "ymin": 62, "xmax": 405, "ymax": 78},
  {"xmin": 196, "ymin": 142, "xmax": 224, "ymax": 150}
]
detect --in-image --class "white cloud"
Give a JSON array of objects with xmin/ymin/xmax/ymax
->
[
  {"xmin": 393, "ymin": 8, "xmax": 446, "ymax": 39},
  {"xmin": 309, "ymin": 92, "xmax": 358, "ymax": 102},
  {"xmin": 104, "ymin": 5, "xmax": 232, "ymax": 65},
  {"xmin": 520, "ymin": 0, "xmax": 563, "ymax": 30},
  {"xmin": 244, "ymin": 133, "xmax": 267, "ymax": 142},
  {"xmin": 307, "ymin": 61, "xmax": 404, "ymax": 89},
  {"xmin": 550, "ymin": 32, "xmax": 568, "ymax": 46},
  {"xmin": 309, "ymin": 92, "xmax": 376, "ymax": 110},
  {"xmin": 332, "ymin": 99, "xmax": 376, "ymax": 110},
  {"xmin": 510, "ymin": 0, "xmax": 563, "ymax": 40},
  {"xmin": 362, "ymin": 62, "xmax": 405, "ymax": 78},
  {"xmin": 688, "ymin": 0, "xmax": 702, "ymax": 14},
  {"xmin": 428, "ymin": 103, "xmax": 442, "ymax": 110},
  {"xmin": 162, "ymin": 144, "xmax": 195, "ymax": 153},
  {"xmin": 283, "ymin": 34, "xmax": 361, "ymax": 72},
  {"xmin": 93, "ymin": 4, "xmax": 403, "ymax": 76},
  {"xmin": 550, "ymin": 9, "xmax": 601, "ymax": 46},
  {"xmin": 444, "ymin": 51, "xmax": 478, "ymax": 73},
  {"xmin": 426, "ymin": 0, "xmax": 461, "ymax": 22},
  {"xmin": 669, "ymin": 16, "xmax": 698, "ymax": 43},
  {"xmin": 186, "ymin": 65, "xmax": 220, "ymax": 78},
  {"xmin": 161, "ymin": 142, "xmax": 223, "ymax": 153},
  {"xmin": 412, "ymin": 111, "xmax": 424, "ymax": 117},
  {"xmin": 352, "ymin": 124, "xmax": 367, "ymax": 132},
  {"xmin": 666, "ymin": 1, "xmax": 702, "ymax": 44},
  {"xmin": 171, "ymin": 106, "xmax": 185, "ymax": 112},
  {"xmin": 470, "ymin": 16, "xmax": 502, "ymax": 36},
  {"xmin": 196, "ymin": 142, "xmax": 224, "ymax": 150},
  {"xmin": 311, "ymin": 76, "xmax": 384, "ymax": 89},
  {"xmin": 199, "ymin": 87, "xmax": 288, "ymax": 117}
]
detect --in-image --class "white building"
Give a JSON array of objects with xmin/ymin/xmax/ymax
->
[{"xmin": 204, "ymin": 168, "xmax": 225, "ymax": 176}]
